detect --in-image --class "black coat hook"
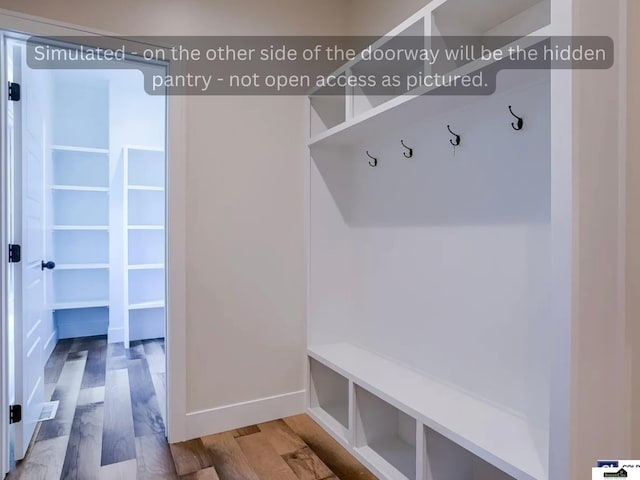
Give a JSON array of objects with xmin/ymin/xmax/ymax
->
[
  {"xmin": 447, "ymin": 125, "xmax": 461, "ymax": 147},
  {"xmin": 366, "ymin": 150, "xmax": 378, "ymax": 167},
  {"xmin": 400, "ymin": 140, "xmax": 413, "ymax": 158},
  {"xmin": 508, "ymin": 105, "xmax": 524, "ymax": 131}
]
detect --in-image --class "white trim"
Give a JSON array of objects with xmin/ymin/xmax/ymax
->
[
  {"xmin": 0, "ymin": 12, "xmax": 188, "ymax": 473},
  {"xmin": 185, "ymin": 390, "xmax": 306, "ymax": 440},
  {"xmin": 107, "ymin": 326, "xmax": 124, "ymax": 344}
]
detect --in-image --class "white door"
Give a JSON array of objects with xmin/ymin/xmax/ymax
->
[{"xmin": 8, "ymin": 39, "xmax": 49, "ymax": 460}]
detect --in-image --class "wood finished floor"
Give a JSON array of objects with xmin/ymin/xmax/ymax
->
[
  {"xmin": 9, "ymin": 335, "xmax": 174, "ymax": 480},
  {"xmin": 10, "ymin": 336, "xmax": 376, "ymax": 480},
  {"xmin": 170, "ymin": 415, "xmax": 378, "ymax": 480}
]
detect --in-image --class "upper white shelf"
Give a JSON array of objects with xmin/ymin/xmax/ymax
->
[
  {"xmin": 128, "ymin": 263, "xmax": 165, "ymax": 270},
  {"xmin": 51, "ymin": 145, "xmax": 109, "ymax": 154},
  {"xmin": 308, "ymin": 343, "xmax": 546, "ymax": 480},
  {"xmin": 129, "ymin": 300, "xmax": 165, "ymax": 310},
  {"xmin": 53, "ymin": 225, "xmax": 109, "ymax": 231},
  {"xmin": 53, "ymin": 300, "xmax": 109, "ymax": 310},
  {"xmin": 128, "ymin": 225, "xmax": 165, "ymax": 230},
  {"xmin": 52, "ymin": 185, "xmax": 109, "ymax": 192},
  {"xmin": 128, "ymin": 185, "xmax": 165, "ymax": 191},
  {"xmin": 56, "ymin": 263, "xmax": 109, "ymax": 270}
]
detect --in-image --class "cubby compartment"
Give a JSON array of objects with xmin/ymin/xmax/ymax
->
[
  {"xmin": 431, "ymin": 0, "xmax": 550, "ymax": 75},
  {"xmin": 355, "ymin": 386, "xmax": 416, "ymax": 480},
  {"xmin": 53, "ymin": 269, "xmax": 109, "ymax": 306},
  {"xmin": 128, "ymin": 229, "xmax": 165, "ymax": 266},
  {"xmin": 129, "ymin": 307, "xmax": 165, "ymax": 341},
  {"xmin": 53, "ymin": 230, "xmax": 109, "ymax": 265},
  {"xmin": 309, "ymin": 358, "xmax": 350, "ymax": 435},
  {"xmin": 128, "ymin": 148, "xmax": 165, "ymax": 187},
  {"xmin": 352, "ymin": 17, "xmax": 425, "ymax": 116},
  {"xmin": 52, "ymin": 149, "xmax": 109, "ymax": 187},
  {"xmin": 128, "ymin": 189, "xmax": 165, "ymax": 226},
  {"xmin": 424, "ymin": 427, "xmax": 515, "ymax": 480},
  {"xmin": 53, "ymin": 190, "xmax": 109, "ymax": 226},
  {"xmin": 310, "ymin": 82, "xmax": 347, "ymax": 138},
  {"xmin": 128, "ymin": 268, "xmax": 165, "ymax": 306}
]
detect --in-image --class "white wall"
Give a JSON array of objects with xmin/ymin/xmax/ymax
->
[
  {"xmin": 0, "ymin": 0, "xmax": 347, "ymax": 437},
  {"xmin": 310, "ymin": 74, "xmax": 551, "ymax": 434},
  {"xmin": 345, "ymin": 0, "xmax": 431, "ymax": 35}
]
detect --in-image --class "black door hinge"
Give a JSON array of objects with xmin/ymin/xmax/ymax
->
[
  {"xmin": 8, "ymin": 82, "xmax": 20, "ymax": 101},
  {"xmin": 9, "ymin": 404, "xmax": 21, "ymax": 424},
  {"xmin": 8, "ymin": 244, "xmax": 21, "ymax": 263}
]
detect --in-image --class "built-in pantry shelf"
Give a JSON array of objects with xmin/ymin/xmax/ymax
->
[
  {"xmin": 128, "ymin": 185, "xmax": 165, "ymax": 191},
  {"xmin": 55, "ymin": 263, "xmax": 109, "ymax": 270},
  {"xmin": 51, "ymin": 185, "xmax": 110, "ymax": 192},
  {"xmin": 51, "ymin": 145, "xmax": 110, "ymax": 154},
  {"xmin": 53, "ymin": 300, "xmax": 109, "ymax": 310},
  {"xmin": 308, "ymin": 343, "xmax": 545, "ymax": 480},
  {"xmin": 128, "ymin": 225, "xmax": 165, "ymax": 230},
  {"xmin": 128, "ymin": 264, "xmax": 165, "ymax": 270},
  {"xmin": 53, "ymin": 225, "xmax": 109, "ymax": 231},
  {"xmin": 128, "ymin": 300, "xmax": 165, "ymax": 310}
]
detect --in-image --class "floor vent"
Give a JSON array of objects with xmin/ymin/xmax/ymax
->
[{"xmin": 38, "ymin": 401, "xmax": 59, "ymax": 421}]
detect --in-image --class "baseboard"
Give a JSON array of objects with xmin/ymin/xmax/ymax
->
[
  {"xmin": 184, "ymin": 389, "xmax": 306, "ymax": 440},
  {"xmin": 107, "ymin": 326, "xmax": 124, "ymax": 343}
]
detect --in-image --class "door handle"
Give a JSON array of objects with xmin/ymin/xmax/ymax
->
[{"xmin": 41, "ymin": 261, "xmax": 55, "ymax": 271}]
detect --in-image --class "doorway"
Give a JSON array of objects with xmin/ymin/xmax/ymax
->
[{"xmin": 3, "ymin": 35, "xmax": 172, "ymax": 478}]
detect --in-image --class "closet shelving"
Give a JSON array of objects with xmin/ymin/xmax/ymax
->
[
  {"xmin": 123, "ymin": 146, "xmax": 166, "ymax": 346},
  {"xmin": 307, "ymin": 0, "xmax": 552, "ymax": 479},
  {"xmin": 308, "ymin": 0, "xmax": 550, "ymax": 148},
  {"xmin": 51, "ymin": 144, "xmax": 110, "ymax": 313}
]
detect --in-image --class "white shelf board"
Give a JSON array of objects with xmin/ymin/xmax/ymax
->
[
  {"xmin": 53, "ymin": 300, "xmax": 109, "ymax": 310},
  {"xmin": 308, "ymin": 405, "xmax": 350, "ymax": 443},
  {"xmin": 129, "ymin": 300, "xmax": 165, "ymax": 310},
  {"xmin": 52, "ymin": 185, "xmax": 109, "ymax": 192},
  {"xmin": 128, "ymin": 263, "xmax": 165, "ymax": 270},
  {"xmin": 128, "ymin": 225, "xmax": 165, "ymax": 230},
  {"xmin": 53, "ymin": 225, "xmax": 109, "ymax": 231},
  {"xmin": 51, "ymin": 145, "xmax": 109, "ymax": 154},
  {"xmin": 128, "ymin": 185, "xmax": 165, "ymax": 191},
  {"xmin": 357, "ymin": 439, "xmax": 415, "ymax": 480},
  {"xmin": 55, "ymin": 263, "xmax": 109, "ymax": 270},
  {"xmin": 308, "ymin": 343, "xmax": 546, "ymax": 480},
  {"xmin": 308, "ymin": 26, "xmax": 550, "ymax": 148}
]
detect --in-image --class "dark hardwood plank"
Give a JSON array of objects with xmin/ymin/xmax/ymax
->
[
  {"xmin": 235, "ymin": 432, "xmax": 298, "ymax": 480},
  {"xmin": 77, "ymin": 386, "xmax": 106, "ymax": 406},
  {"xmin": 69, "ymin": 335, "xmax": 106, "ymax": 353},
  {"xmin": 128, "ymin": 358, "xmax": 165, "ymax": 437},
  {"xmin": 37, "ymin": 351, "xmax": 88, "ymax": 441},
  {"xmin": 9, "ymin": 435, "xmax": 68, "ymax": 480},
  {"xmin": 233, "ymin": 425, "xmax": 260, "ymax": 438},
  {"xmin": 81, "ymin": 339, "xmax": 107, "ymax": 388},
  {"xmin": 127, "ymin": 341, "xmax": 146, "ymax": 360},
  {"xmin": 97, "ymin": 459, "xmax": 137, "ymax": 480},
  {"xmin": 282, "ymin": 446, "xmax": 334, "ymax": 480},
  {"xmin": 151, "ymin": 372, "xmax": 167, "ymax": 425},
  {"xmin": 283, "ymin": 415, "xmax": 378, "ymax": 480},
  {"xmin": 201, "ymin": 431, "xmax": 260, "ymax": 480},
  {"xmin": 136, "ymin": 434, "xmax": 178, "ymax": 480},
  {"xmin": 106, "ymin": 342, "xmax": 128, "ymax": 370},
  {"xmin": 101, "ymin": 368, "xmax": 136, "ymax": 466},
  {"xmin": 180, "ymin": 466, "xmax": 221, "ymax": 480},
  {"xmin": 170, "ymin": 438, "xmax": 214, "ymax": 476},
  {"xmin": 44, "ymin": 339, "xmax": 73, "ymax": 384},
  {"xmin": 258, "ymin": 419, "xmax": 306, "ymax": 455},
  {"xmin": 60, "ymin": 402, "xmax": 104, "ymax": 480}
]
